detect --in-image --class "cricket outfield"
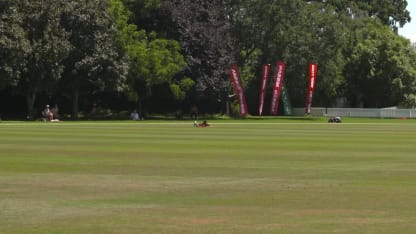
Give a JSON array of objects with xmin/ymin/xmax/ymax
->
[{"xmin": 1, "ymin": 119, "xmax": 416, "ymax": 233}]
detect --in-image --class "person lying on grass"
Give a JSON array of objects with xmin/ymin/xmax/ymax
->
[{"xmin": 194, "ymin": 120, "xmax": 210, "ymax": 127}]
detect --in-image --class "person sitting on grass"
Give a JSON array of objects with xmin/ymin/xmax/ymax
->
[
  {"xmin": 41, "ymin": 104, "xmax": 53, "ymax": 121},
  {"xmin": 130, "ymin": 109, "xmax": 140, "ymax": 120},
  {"xmin": 51, "ymin": 104, "xmax": 60, "ymax": 120}
]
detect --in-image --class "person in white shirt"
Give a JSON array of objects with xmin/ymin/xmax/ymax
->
[{"xmin": 130, "ymin": 110, "xmax": 140, "ymax": 120}]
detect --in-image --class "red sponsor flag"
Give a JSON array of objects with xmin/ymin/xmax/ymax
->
[
  {"xmin": 270, "ymin": 62, "xmax": 286, "ymax": 115},
  {"xmin": 258, "ymin": 64, "xmax": 271, "ymax": 116},
  {"xmin": 305, "ymin": 63, "xmax": 318, "ymax": 114},
  {"xmin": 229, "ymin": 64, "xmax": 248, "ymax": 116}
]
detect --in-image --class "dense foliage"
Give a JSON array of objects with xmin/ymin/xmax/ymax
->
[{"xmin": 1, "ymin": 0, "xmax": 415, "ymax": 119}]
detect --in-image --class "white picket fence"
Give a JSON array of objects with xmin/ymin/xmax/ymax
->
[{"xmin": 292, "ymin": 107, "xmax": 416, "ymax": 119}]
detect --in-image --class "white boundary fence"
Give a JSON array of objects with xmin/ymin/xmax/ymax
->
[{"xmin": 293, "ymin": 108, "xmax": 416, "ymax": 119}]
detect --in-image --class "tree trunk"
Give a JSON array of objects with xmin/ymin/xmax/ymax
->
[
  {"xmin": 225, "ymin": 100, "xmax": 230, "ymax": 116},
  {"xmin": 138, "ymin": 98, "xmax": 144, "ymax": 119},
  {"xmin": 72, "ymin": 88, "xmax": 79, "ymax": 120},
  {"xmin": 26, "ymin": 88, "xmax": 37, "ymax": 120}
]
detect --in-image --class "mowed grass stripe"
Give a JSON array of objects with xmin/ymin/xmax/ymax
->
[{"xmin": 1, "ymin": 121, "xmax": 416, "ymax": 233}]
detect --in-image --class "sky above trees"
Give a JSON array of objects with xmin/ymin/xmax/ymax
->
[{"xmin": 399, "ymin": 1, "xmax": 416, "ymax": 42}]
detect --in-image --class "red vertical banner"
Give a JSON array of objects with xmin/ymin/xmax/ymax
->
[
  {"xmin": 305, "ymin": 63, "xmax": 318, "ymax": 115},
  {"xmin": 270, "ymin": 62, "xmax": 287, "ymax": 115},
  {"xmin": 258, "ymin": 64, "xmax": 271, "ymax": 116},
  {"xmin": 229, "ymin": 64, "xmax": 248, "ymax": 116}
]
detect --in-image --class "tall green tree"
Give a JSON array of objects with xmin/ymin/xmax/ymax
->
[
  {"xmin": 109, "ymin": 0, "xmax": 188, "ymax": 114},
  {"xmin": 230, "ymin": 0, "xmax": 349, "ymax": 108},
  {"xmin": 231, "ymin": 0, "xmax": 414, "ymax": 110},
  {"xmin": 60, "ymin": 0, "xmax": 128, "ymax": 119},
  {"xmin": 344, "ymin": 19, "xmax": 416, "ymax": 107},
  {"xmin": 163, "ymin": 0, "xmax": 236, "ymax": 114},
  {"xmin": 307, "ymin": 0, "xmax": 411, "ymax": 31},
  {"xmin": 121, "ymin": 0, "xmax": 170, "ymax": 36},
  {"xmin": 12, "ymin": 0, "xmax": 70, "ymax": 118},
  {"xmin": 357, "ymin": 0, "xmax": 410, "ymax": 30},
  {"xmin": 0, "ymin": 0, "xmax": 28, "ymax": 89}
]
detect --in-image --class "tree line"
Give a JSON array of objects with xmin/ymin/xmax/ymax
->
[{"xmin": 1, "ymin": 0, "xmax": 416, "ymax": 119}]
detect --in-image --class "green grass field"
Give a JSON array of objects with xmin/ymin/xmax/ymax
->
[{"xmin": 1, "ymin": 119, "xmax": 416, "ymax": 233}]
